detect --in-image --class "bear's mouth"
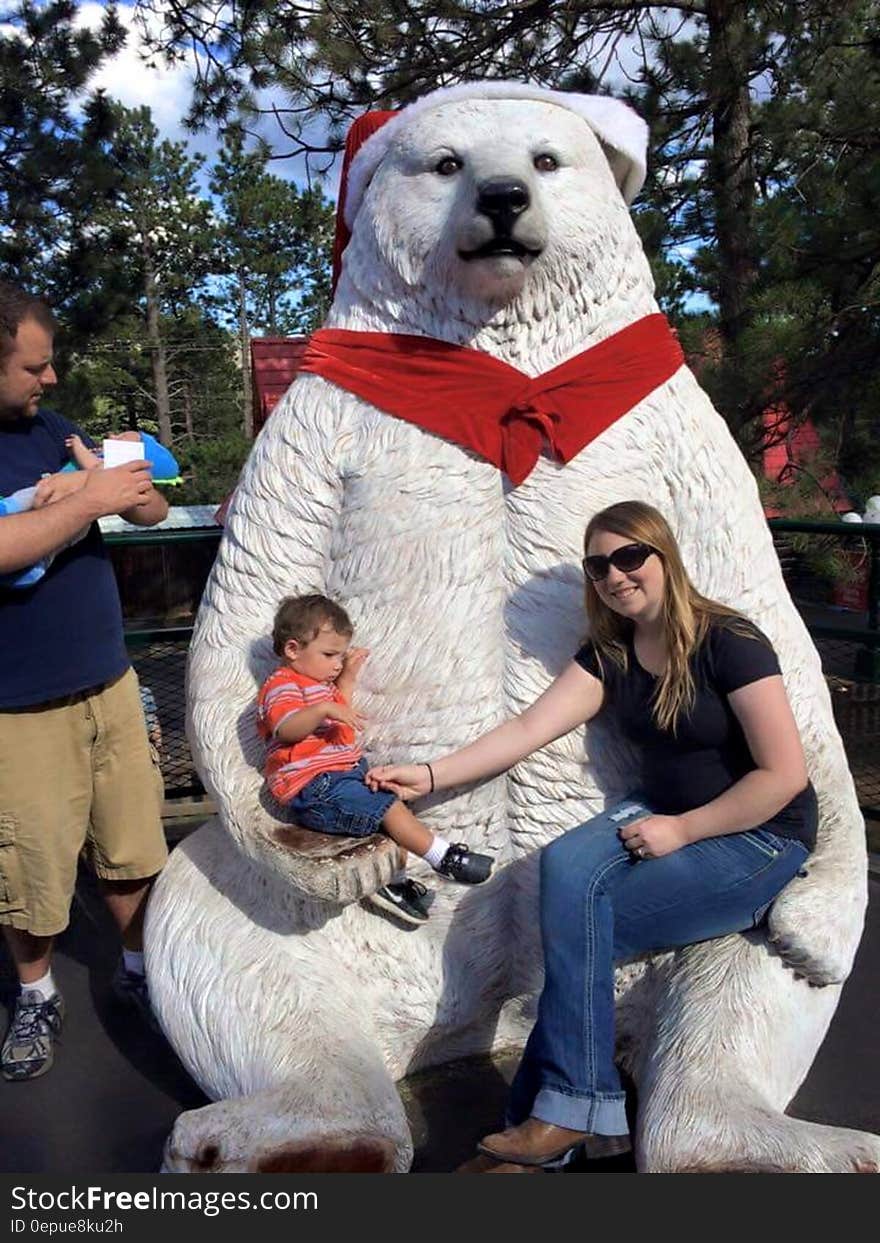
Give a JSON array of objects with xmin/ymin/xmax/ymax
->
[{"xmin": 458, "ymin": 237, "xmax": 542, "ymax": 262}]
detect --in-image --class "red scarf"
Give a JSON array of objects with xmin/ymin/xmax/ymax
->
[{"xmin": 298, "ymin": 314, "xmax": 683, "ymax": 486}]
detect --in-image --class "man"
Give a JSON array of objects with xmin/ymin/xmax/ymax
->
[{"xmin": 0, "ymin": 281, "xmax": 170, "ymax": 1080}]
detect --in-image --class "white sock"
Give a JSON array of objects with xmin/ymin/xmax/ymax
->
[
  {"xmin": 389, "ymin": 870, "xmax": 407, "ymax": 886},
  {"xmin": 122, "ymin": 949, "xmax": 145, "ymax": 978},
  {"xmin": 21, "ymin": 969, "xmax": 56, "ymax": 1001},
  {"xmin": 423, "ymin": 835, "xmax": 452, "ymax": 870}
]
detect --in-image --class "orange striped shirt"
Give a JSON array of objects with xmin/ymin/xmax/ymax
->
[{"xmin": 257, "ymin": 667, "xmax": 362, "ymax": 802}]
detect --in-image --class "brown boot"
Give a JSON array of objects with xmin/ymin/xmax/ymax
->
[
  {"xmin": 478, "ymin": 1117, "xmax": 630, "ymax": 1167},
  {"xmin": 456, "ymin": 1153, "xmax": 545, "ymax": 1174}
]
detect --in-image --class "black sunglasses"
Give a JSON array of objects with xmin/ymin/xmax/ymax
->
[{"xmin": 582, "ymin": 542, "xmax": 656, "ymax": 582}]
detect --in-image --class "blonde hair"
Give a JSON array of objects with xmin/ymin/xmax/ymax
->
[{"xmin": 583, "ymin": 501, "xmax": 756, "ymax": 733}]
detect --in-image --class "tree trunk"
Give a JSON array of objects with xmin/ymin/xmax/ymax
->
[
  {"xmin": 706, "ymin": 0, "xmax": 756, "ymax": 353},
  {"xmin": 143, "ymin": 243, "xmax": 174, "ymax": 447},
  {"xmin": 239, "ymin": 269, "xmax": 253, "ymax": 439},
  {"xmin": 183, "ymin": 380, "xmax": 194, "ymax": 441}
]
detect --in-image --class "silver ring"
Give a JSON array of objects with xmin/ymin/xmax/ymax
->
[{"xmin": 636, "ymin": 846, "xmax": 645, "ymax": 859}]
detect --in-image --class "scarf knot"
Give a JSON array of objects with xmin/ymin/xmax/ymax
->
[{"xmin": 503, "ymin": 399, "xmax": 563, "ymax": 463}]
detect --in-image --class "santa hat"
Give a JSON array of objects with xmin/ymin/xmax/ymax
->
[
  {"xmin": 331, "ymin": 109, "xmax": 398, "ymax": 290},
  {"xmin": 331, "ymin": 82, "xmax": 648, "ymax": 288}
]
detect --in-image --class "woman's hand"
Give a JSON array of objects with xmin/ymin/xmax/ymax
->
[
  {"xmin": 619, "ymin": 815, "xmax": 691, "ymax": 860},
  {"xmin": 366, "ymin": 763, "xmax": 432, "ymax": 802}
]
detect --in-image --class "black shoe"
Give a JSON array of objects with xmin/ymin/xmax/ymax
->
[
  {"xmin": 1, "ymin": 990, "xmax": 65, "ymax": 1081},
  {"xmin": 365, "ymin": 880, "xmax": 431, "ymax": 926},
  {"xmin": 437, "ymin": 843, "xmax": 493, "ymax": 885}
]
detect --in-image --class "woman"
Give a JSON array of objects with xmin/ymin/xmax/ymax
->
[{"xmin": 367, "ymin": 501, "xmax": 816, "ymax": 1170}]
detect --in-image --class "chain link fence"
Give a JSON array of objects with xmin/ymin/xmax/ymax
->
[
  {"xmin": 126, "ymin": 630, "xmax": 200, "ymax": 801},
  {"xmin": 825, "ymin": 669, "xmax": 880, "ymax": 820}
]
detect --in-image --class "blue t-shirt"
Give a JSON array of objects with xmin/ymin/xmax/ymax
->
[{"xmin": 0, "ymin": 409, "xmax": 129, "ymax": 707}]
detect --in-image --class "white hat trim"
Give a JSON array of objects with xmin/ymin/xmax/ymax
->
[{"xmin": 343, "ymin": 80, "xmax": 649, "ymax": 228}]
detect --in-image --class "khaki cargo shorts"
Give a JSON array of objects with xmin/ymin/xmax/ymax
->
[{"xmin": 0, "ymin": 667, "xmax": 168, "ymax": 937}]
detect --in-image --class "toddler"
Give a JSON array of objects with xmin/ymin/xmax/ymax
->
[{"xmin": 257, "ymin": 594, "xmax": 494, "ymax": 926}]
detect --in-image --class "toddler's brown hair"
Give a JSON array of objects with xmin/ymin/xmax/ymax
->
[{"xmin": 272, "ymin": 594, "xmax": 354, "ymax": 657}]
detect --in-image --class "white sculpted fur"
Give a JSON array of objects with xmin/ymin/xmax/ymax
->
[{"xmin": 147, "ymin": 90, "xmax": 880, "ymax": 1173}]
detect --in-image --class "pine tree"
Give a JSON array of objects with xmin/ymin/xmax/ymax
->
[
  {"xmin": 209, "ymin": 130, "xmax": 334, "ymax": 435},
  {"xmin": 83, "ymin": 104, "xmax": 217, "ymax": 445},
  {"xmin": 0, "ymin": 1, "xmax": 125, "ymax": 301}
]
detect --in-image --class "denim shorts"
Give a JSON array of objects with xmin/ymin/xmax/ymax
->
[{"xmin": 288, "ymin": 759, "xmax": 397, "ymax": 838}]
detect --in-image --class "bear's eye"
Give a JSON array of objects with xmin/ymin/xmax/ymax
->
[
  {"xmin": 533, "ymin": 153, "xmax": 558, "ymax": 173},
  {"xmin": 435, "ymin": 156, "xmax": 463, "ymax": 176}
]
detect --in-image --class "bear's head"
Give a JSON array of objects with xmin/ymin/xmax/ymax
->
[{"xmin": 332, "ymin": 84, "xmax": 656, "ymax": 344}]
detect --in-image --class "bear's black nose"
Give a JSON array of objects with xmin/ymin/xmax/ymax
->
[{"xmin": 476, "ymin": 178, "xmax": 531, "ymax": 232}]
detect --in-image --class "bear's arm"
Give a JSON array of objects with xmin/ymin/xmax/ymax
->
[{"xmin": 187, "ymin": 375, "xmax": 348, "ymax": 876}]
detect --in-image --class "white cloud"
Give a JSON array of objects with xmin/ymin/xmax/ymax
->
[
  {"xmin": 72, "ymin": 3, "xmax": 330, "ymax": 188},
  {"xmin": 74, "ymin": 2, "xmax": 219, "ymax": 163}
]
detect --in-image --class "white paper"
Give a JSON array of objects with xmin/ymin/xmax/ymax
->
[{"xmin": 102, "ymin": 438, "xmax": 145, "ymax": 468}]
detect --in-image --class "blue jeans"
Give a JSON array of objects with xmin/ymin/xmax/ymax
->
[
  {"xmin": 507, "ymin": 798, "xmax": 810, "ymax": 1136},
  {"xmin": 288, "ymin": 759, "xmax": 396, "ymax": 837}
]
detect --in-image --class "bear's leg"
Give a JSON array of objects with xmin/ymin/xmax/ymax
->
[
  {"xmin": 161, "ymin": 1040, "xmax": 412, "ymax": 1173},
  {"xmin": 148, "ymin": 833, "xmax": 413, "ymax": 1174},
  {"xmin": 155, "ymin": 949, "xmax": 412, "ymax": 1173},
  {"xmin": 635, "ymin": 935, "xmax": 880, "ymax": 1173}
]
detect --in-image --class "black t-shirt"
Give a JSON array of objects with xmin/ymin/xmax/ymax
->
[
  {"xmin": 0, "ymin": 409, "xmax": 129, "ymax": 707},
  {"xmin": 575, "ymin": 618, "xmax": 816, "ymax": 848}
]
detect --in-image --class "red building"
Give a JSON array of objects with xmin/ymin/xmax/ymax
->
[
  {"xmin": 250, "ymin": 336, "xmax": 309, "ymax": 434},
  {"xmin": 761, "ymin": 403, "xmax": 850, "ymax": 518}
]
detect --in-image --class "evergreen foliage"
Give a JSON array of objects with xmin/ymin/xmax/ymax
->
[
  {"xmin": 0, "ymin": 5, "xmax": 335, "ymax": 497},
  {"xmin": 0, "ymin": 1, "xmax": 125, "ymax": 305},
  {"xmin": 208, "ymin": 129, "xmax": 334, "ymax": 434},
  {"xmin": 210, "ymin": 130, "xmax": 334, "ymax": 337}
]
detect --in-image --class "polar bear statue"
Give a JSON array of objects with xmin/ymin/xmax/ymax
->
[{"xmin": 148, "ymin": 82, "xmax": 880, "ymax": 1174}]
